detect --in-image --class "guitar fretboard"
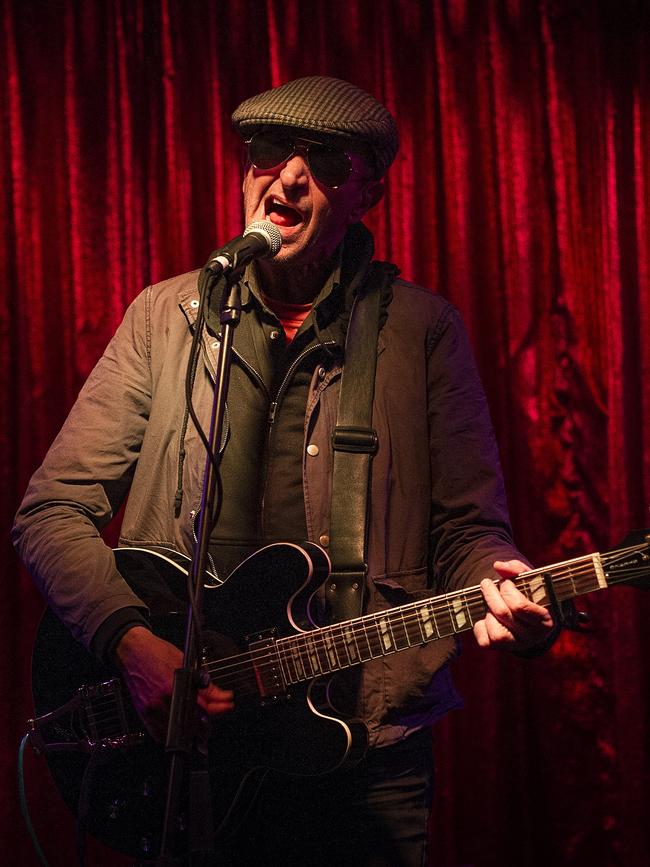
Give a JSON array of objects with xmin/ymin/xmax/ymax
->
[{"xmin": 274, "ymin": 548, "xmax": 626, "ymax": 686}]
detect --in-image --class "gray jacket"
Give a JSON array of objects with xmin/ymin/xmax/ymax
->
[{"xmin": 13, "ymin": 243, "xmax": 522, "ymax": 745}]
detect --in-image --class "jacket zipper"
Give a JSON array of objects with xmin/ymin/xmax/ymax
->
[
  {"xmin": 189, "ymin": 508, "xmax": 222, "ymax": 587},
  {"xmin": 190, "ymin": 336, "xmax": 267, "ymax": 568},
  {"xmin": 267, "ymin": 339, "xmax": 336, "ymax": 429},
  {"xmin": 261, "ymin": 339, "xmax": 337, "ymax": 526},
  {"xmin": 203, "ymin": 335, "xmax": 270, "ymax": 447}
]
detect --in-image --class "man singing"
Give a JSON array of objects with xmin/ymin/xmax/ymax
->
[{"xmin": 14, "ymin": 76, "xmax": 554, "ymax": 865}]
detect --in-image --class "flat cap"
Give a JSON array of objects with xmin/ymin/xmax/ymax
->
[{"xmin": 232, "ymin": 76, "xmax": 398, "ymax": 178}]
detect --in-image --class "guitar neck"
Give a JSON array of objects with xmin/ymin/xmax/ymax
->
[{"xmin": 274, "ymin": 542, "xmax": 648, "ymax": 686}]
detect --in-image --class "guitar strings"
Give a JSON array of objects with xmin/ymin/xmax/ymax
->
[
  {"xmin": 203, "ymin": 557, "xmax": 647, "ymax": 687},
  {"xmin": 77, "ymin": 545, "xmax": 645, "ymax": 724},
  {"xmin": 198, "ymin": 555, "xmax": 647, "ymax": 690},
  {"xmin": 80, "ymin": 695, "xmax": 140, "ymax": 728},
  {"xmin": 202, "ymin": 561, "xmax": 597, "ymax": 681},
  {"xmin": 80, "ymin": 550, "xmax": 648, "ymax": 729}
]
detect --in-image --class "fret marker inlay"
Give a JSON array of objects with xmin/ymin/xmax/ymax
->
[
  {"xmin": 419, "ymin": 605, "xmax": 434, "ymax": 638},
  {"xmin": 291, "ymin": 646, "xmax": 305, "ymax": 679},
  {"xmin": 452, "ymin": 598, "xmax": 467, "ymax": 629},
  {"xmin": 343, "ymin": 626, "xmax": 358, "ymax": 661},
  {"xmin": 324, "ymin": 634, "xmax": 337, "ymax": 668},
  {"xmin": 306, "ymin": 637, "xmax": 321, "ymax": 673},
  {"xmin": 379, "ymin": 617, "xmax": 392, "ymax": 651}
]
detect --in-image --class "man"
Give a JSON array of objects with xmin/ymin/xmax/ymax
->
[{"xmin": 14, "ymin": 77, "xmax": 554, "ymax": 865}]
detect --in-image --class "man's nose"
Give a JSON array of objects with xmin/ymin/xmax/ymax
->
[{"xmin": 279, "ymin": 154, "xmax": 310, "ymax": 186}]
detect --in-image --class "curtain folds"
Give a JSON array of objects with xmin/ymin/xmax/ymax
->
[{"xmin": 2, "ymin": 2, "xmax": 648, "ymax": 864}]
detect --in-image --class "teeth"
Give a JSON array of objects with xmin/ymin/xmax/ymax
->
[
  {"xmin": 266, "ymin": 196, "xmax": 303, "ymax": 224},
  {"xmin": 271, "ymin": 197, "xmax": 296, "ymax": 210}
]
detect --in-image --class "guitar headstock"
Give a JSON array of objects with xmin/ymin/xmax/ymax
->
[{"xmin": 602, "ymin": 530, "xmax": 650, "ymax": 590}]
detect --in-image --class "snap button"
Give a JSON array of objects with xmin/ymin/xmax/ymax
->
[
  {"xmin": 317, "ymin": 366, "xmax": 326, "ymax": 379},
  {"xmin": 319, "ymin": 534, "xmax": 330, "ymax": 547},
  {"xmin": 269, "ymin": 329, "xmax": 281, "ymax": 341},
  {"xmin": 211, "ymin": 341, "xmax": 219, "ymax": 349},
  {"xmin": 306, "ymin": 444, "xmax": 319, "ymax": 457},
  {"xmin": 190, "ymin": 299, "xmax": 199, "ymax": 308}
]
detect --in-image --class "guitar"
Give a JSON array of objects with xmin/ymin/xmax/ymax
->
[{"xmin": 29, "ymin": 533, "xmax": 649, "ymax": 859}]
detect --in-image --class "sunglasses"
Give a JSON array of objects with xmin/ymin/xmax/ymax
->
[{"xmin": 245, "ymin": 131, "xmax": 371, "ymax": 189}]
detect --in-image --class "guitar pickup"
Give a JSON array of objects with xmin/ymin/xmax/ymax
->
[{"xmin": 246, "ymin": 631, "xmax": 286, "ymax": 704}]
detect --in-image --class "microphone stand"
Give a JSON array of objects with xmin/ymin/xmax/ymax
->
[{"xmin": 155, "ymin": 260, "xmax": 243, "ymax": 866}]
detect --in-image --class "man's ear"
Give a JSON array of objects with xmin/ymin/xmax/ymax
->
[{"xmin": 350, "ymin": 180, "xmax": 385, "ymax": 223}]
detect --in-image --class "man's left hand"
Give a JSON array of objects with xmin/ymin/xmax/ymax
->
[{"xmin": 473, "ymin": 559, "xmax": 555, "ymax": 652}]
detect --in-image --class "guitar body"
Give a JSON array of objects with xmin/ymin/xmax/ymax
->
[
  {"xmin": 31, "ymin": 542, "xmax": 368, "ymax": 858},
  {"xmin": 30, "ymin": 531, "xmax": 650, "ymax": 858}
]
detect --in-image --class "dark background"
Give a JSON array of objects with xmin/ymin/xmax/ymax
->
[{"xmin": 1, "ymin": 1, "xmax": 649, "ymax": 864}]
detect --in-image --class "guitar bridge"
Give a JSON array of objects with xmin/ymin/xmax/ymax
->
[
  {"xmin": 28, "ymin": 678, "xmax": 145, "ymax": 753},
  {"xmin": 247, "ymin": 631, "xmax": 286, "ymax": 704}
]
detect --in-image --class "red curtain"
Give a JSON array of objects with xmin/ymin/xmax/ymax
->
[{"xmin": 2, "ymin": 1, "xmax": 649, "ymax": 865}]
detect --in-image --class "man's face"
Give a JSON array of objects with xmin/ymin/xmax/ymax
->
[{"xmin": 242, "ymin": 134, "xmax": 383, "ymax": 268}]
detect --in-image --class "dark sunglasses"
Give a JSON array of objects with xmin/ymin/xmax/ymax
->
[{"xmin": 245, "ymin": 131, "xmax": 370, "ymax": 189}]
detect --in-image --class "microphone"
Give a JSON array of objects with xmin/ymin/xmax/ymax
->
[{"xmin": 206, "ymin": 221, "xmax": 282, "ymax": 275}]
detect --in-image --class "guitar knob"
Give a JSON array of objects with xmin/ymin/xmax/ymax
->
[{"xmin": 108, "ymin": 798, "xmax": 125, "ymax": 820}]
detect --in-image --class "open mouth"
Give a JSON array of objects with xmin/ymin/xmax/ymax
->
[{"xmin": 265, "ymin": 197, "xmax": 304, "ymax": 228}]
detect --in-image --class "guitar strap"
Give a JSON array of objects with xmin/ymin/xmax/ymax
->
[{"xmin": 325, "ymin": 261, "xmax": 396, "ymax": 624}]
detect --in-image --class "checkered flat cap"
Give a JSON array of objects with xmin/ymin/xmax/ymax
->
[{"xmin": 232, "ymin": 76, "xmax": 398, "ymax": 177}]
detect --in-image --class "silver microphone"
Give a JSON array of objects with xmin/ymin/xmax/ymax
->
[{"xmin": 207, "ymin": 221, "xmax": 283, "ymax": 275}]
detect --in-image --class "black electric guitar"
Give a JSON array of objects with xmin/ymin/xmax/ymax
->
[{"xmin": 29, "ymin": 533, "xmax": 649, "ymax": 859}]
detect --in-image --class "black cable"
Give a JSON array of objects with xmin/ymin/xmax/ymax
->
[{"xmin": 17, "ymin": 734, "xmax": 50, "ymax": 867}]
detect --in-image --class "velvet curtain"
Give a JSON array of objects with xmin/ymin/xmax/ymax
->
[{"xmin": 2, "ymin": 1, "xmax": 649, "ymax": 864}]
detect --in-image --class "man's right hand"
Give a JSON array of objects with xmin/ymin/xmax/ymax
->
[{"xmin": 115, "ymin": 626, "xmax": 234, "ymax": 742}]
